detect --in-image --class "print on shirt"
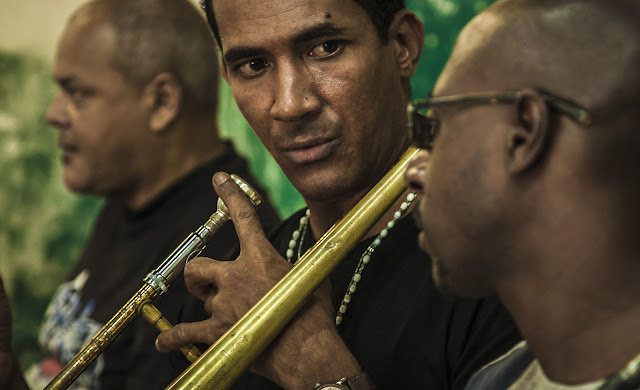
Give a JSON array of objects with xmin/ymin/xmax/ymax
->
[{"xmin": 25, "ymin": 270, "xmax": 105, "ymax": 390}]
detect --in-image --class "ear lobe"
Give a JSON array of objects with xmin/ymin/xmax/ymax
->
[
  {"xmin": 389, "ymin": 10, "xmax": 425, "ymax": 78},
  {"xmin": 507, "ymin": 89, "xmax": 552, "ymax": 174},
  {"xmin": 146, "ymin": 73, "xmax": 182, "ymax": 133}
]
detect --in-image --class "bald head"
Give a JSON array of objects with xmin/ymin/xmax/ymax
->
[
  {"xmin": 70, "ymin": 0, "xmax": 220, "ymax": 114},
  {"xmin": 442, "ymin": 0, "xmax": 640, "ymax": 119},
  {"xmin": 433, "ymin": 0, "xmax": 640, "ymax": 187},
  {"xmin": 410, "ymin": 0, "xmax": 640, "ymax": 300}
]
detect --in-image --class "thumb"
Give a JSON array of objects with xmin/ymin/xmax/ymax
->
[{"xmin": 212, "ymin": 172, "xmax": 269, "ymax": 251}]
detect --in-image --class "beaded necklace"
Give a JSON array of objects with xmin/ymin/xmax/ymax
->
[{"xmin": 285, "ymin": 192, "xmax": 417, "ymax": 326}]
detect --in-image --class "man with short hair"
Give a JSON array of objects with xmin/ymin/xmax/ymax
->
[
  {"xmin": 156, "ymin": 1, "xmax": 520, "ymax": 389},
  {"xmin": 24, "ymin": 0, "xmax": 279, "ymax": 389},
  {"xmin": 169, "ymin": 0, "xmax": 640, "ymax": 389}
]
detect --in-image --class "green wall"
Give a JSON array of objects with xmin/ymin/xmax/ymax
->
[{"xmin": 0, "ymin": 0, "xmax": 495, "ymax": 370}]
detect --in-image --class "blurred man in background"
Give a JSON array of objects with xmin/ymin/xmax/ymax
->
[{"xmin": 24, "ymin": 0, "xmax": 279, "ymax": 389}]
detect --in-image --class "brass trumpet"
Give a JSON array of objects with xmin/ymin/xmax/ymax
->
[
  {"xmin": 166, "ymin": 145, "xmax": 420, "ymax": 390},
  {"xmin": 45, "ymin": 175, "xmax": 263, "ymax": 390}
]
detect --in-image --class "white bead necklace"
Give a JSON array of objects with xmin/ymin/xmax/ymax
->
[{"xmin": 285, "ymin": 193, "xmax": 417, "ymax": 326}]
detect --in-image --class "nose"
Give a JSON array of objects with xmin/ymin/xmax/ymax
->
[
  {"xmin": 46, "ymin": 91, "xmax": 70, "ymax": 130},
  {"xmin": 270, "ymin": 62, "xmax": 321, "ymax": 122},
  {"xmin": 404, "ymin": 149, "xmax": 430, "ymax": 192}
]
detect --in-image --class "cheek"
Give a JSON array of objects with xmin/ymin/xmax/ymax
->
[
  {"xmin": 323, "ymin": 67, "xmax": 405, "ymax": 159},
  {"xmin": 78, "ymin": 105, "xmax": 139, "ymax": 167},
  {"xmin": 427, "ymin": 146, "xmax": 500, "ymax": 271},
  {"xmin": 231, "ymin": 86, "xmax": 275, "ymax": 146},
  {"xmin": 422, "ymin": 146, "xmax": 474, "ymax": 244},
  {"xmin": 317, "ymin": 49, "xmax": 401, "ymax": 116}
]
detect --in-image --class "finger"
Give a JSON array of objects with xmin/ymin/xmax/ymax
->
[
  {"xmin": 212, "ymin": 172, "xmax": 269, "ymax": 250},
  {"xmin": 155, "ymin": 320, "xmax": 220, "ymax": 353},
  {"xmin": 183, "ymin": 257, "xmax": 221, "ymax": 302}
]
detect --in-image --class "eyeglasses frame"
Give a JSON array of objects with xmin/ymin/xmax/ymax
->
[{"xmin": 407, "ymin": 89, "xmax": 592, "ymax": 149}]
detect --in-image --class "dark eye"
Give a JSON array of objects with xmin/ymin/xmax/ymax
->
[
  {"xmin": 237, "ymin": 59, "xmax": 270, "ymax": 77},
  {"xmin": 70, "ymin": 89, "xmax": 85, "ymax": 100},
  {"xmin": 65, "ymin": 86, "xmax": 90, "ymax": 103},
  {"xmin": 308, "ymin": 41, "xmax": 343, "ymax": 58}
]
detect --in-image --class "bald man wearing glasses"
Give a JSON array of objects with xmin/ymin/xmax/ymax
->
[{"xmin": 406, "ymin": 0, "xmax": 640, "ymax": 388}]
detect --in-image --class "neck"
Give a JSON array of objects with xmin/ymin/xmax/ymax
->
[
  {"xmin": 304, "ymin": 141, "xmax": 415, "ymax": 240},
  {"xmin": 305, "ymin": 187, "xmax": 417, "ymax": 241},
  {"xmin": 496, "ymin": 205, "xmax": 640, "ymax": 384},
  {"xmin": 494, "ymin": 129, "xmax": 640, "ymax": 385},
  {"xmin": 124, "ymin": 118, "xmax": 226, "ymax": 211},
  {"xmin": 502, "ymin": 280, "xmax": 640, "ymax": 385}
]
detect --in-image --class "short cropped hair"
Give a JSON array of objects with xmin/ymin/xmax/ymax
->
[
  {"xmin": 200, "ymin": 0, "xmax": 406, "ymax": 50},
  {"xmin": 77, "ymin": 0, "xmax": 219, "ymax": 113}
]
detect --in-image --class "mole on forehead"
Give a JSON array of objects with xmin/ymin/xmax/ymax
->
[{"xmin": 325, "ymin": 12, "xmax": 331, "ymax": 18}]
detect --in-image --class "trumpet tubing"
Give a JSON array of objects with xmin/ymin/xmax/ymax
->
[
  {"xmin": 167, "ymin": 145, "xmax": 420, "ymax": 390},
  {"xmin": 45, "ymin": 284, "xmax": 157, "ymax": 390},
  {"xmin": 45, "ymin": 175, "xmax": 262, "ymax": 390},
  {"xmin": 138, "ymin": 302, "xmax": 202, "ymax": 363}
]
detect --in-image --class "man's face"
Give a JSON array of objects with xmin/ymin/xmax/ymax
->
[
  {"xmin": 406, "ymin": 33, "xmax": 509, "ymax": 297},
  {"xmin": 214, "ymin": 0, "xmax": 410, "ymax": 203},
  {"xmin": 47, "ymin": 18, "xmax": 149, "ymax": 198}
]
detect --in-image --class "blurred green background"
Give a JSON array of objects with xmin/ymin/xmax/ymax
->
[{"xmin": 0, "ymin": 0, "xmax": 495, "ymax": 371}]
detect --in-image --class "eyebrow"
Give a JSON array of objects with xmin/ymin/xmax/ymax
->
[
  {"xmin": 291, "ymin": 22, "xmax": 348, "ymax": 46},
  {"xmin": 222, "ymin": 22, "xmax": 348, "ymax": 65}
]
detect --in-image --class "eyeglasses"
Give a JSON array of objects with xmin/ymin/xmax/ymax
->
[{"xmin": 406, "ymin": 89, "xmax": 593, "ymax": 150}]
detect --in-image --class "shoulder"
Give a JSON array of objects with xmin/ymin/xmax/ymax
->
[{"xmin": 464, "ymin": 341, "xmax": 533, "ymax": 390}]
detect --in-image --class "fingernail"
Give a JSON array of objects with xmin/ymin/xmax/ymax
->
[{"xmin": 213, "ymin": 172, "xmax": 230, "ymax": 185}]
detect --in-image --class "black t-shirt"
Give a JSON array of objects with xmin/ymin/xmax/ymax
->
[
  {"xmin": 32, "ymin": 144, "xmax": 280, "ymax": 390},
  {"xmin": 227, "ymin": 208, "xmax": 521, "ymax": 390}
]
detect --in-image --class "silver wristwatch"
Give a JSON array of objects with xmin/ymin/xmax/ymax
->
[{"xmin": 314, "ymin": 373, "xmax": 375, "ymax": 390}]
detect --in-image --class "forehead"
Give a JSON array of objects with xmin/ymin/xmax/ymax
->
[
  {"xmin": 212, "ymin": 0, "xmax": 372, "ymax": 51},
  {"xmin": 53, "ymin": 18, "xmax": 118, "ymax": 80},
  {"xmin": 433, "ymin": 12, "xmax": 505, "ymax": 96}
]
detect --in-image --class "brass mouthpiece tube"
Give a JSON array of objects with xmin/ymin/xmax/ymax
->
[
  {"xmin": 45, "ymin": 175, "xmax": 262, "ymax": 390},
  {"xmin": 138, "ymin": 302, "xmax": 202, "ymax": 363},
  {"xmin": 166, "ymin": 145, "xmax": 420, "ymax": 390}
]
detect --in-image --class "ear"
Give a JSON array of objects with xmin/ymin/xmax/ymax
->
[
  {"xmin": 507, "ymin": 89, "xmax": 553, "ymax": 174},
  {"xmin": 388, "ymin": 10, "xmax": 425, "ymax": 79},
  {"xmin": 145, "ymin": 73, "xmax": 182, "ymax": 133}
]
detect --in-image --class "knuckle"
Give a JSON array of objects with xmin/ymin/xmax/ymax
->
[
  {"xmin": 183, "ymin": 261, "xmax": 197, "ymax": 278},
  {"xmin": 171, "ymin": 323, "xmax": 191, "ymax": 344},
  {"xmin": 218, "ymin": 180, "xmax": 243, "ymax": 202},
  {"xmin": 183, "ymin": 259, "xmax": 208, "ymax": 283},
  {"xmin": 219, "ymin": 266, "xmax": 243, "ymax": 290},
  {"xmin": 232, "ymin": 206, "xmax": 255, "ymax": 222}
]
